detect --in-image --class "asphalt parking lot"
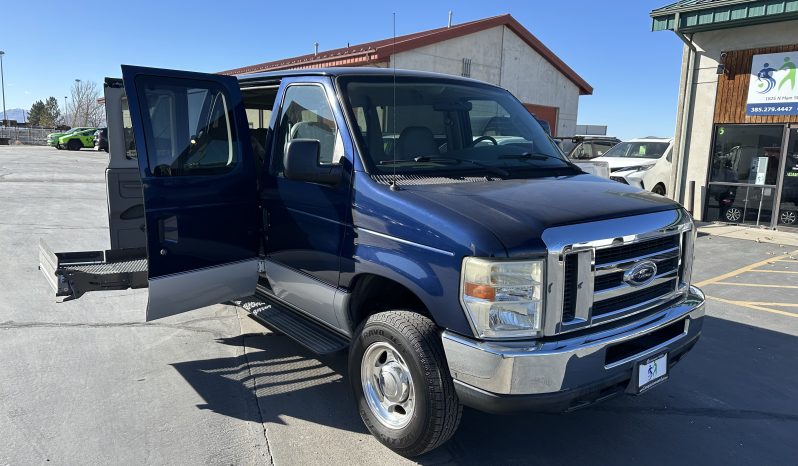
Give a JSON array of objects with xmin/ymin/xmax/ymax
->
[{"xmin": 1, "ymin": 145, "xmax": 797, "ymax": 465}]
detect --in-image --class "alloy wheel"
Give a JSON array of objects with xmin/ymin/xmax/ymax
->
[{"xmin": 725, "ymin": 207, "xmax": 743, "ymax": 222}]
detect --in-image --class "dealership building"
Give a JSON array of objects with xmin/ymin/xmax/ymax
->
[
  {"xmin": 223, "ymin": 14, "xmax": 592, "ymax": 137},
  {"xmin": 652, "ymin": 0, "xmax": 798, "ymax": 228}
]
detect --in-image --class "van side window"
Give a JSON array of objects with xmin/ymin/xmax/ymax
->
[
  {"xmin": 138, "ymin": 81, "xmax": 238, "ymax": 176},
  {"xmin": 121, "ymin": 96, "xmax": 137, "ymax": 159},
  {"xmin": 243, "ymin": 86, "xmax": 279, "ymax": 168},
  {"xmin": 275, "ymin": 85, "xmax": 343, "ymax": 173}
]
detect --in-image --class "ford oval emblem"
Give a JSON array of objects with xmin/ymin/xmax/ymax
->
[{"xmin": 624, "ymin": 260, "xmax": 658, "ymax": 287}]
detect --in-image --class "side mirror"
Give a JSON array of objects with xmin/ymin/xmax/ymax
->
[{"xmin": 284, "ymin": 139, "xmax": 342, "ymax": 185}]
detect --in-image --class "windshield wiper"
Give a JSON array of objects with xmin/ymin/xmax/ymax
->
[
  {"xmin": 380, "ymin": 156, "xmax": 510, "ymax": 179},
  {"xmin": 499, "ymin": 152, "xmax": 580, "ymax": 170}
]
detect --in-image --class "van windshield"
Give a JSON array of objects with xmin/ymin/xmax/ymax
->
[{"xmin": 339, "ymin": 76, "xmax": 573, "ymax": 177}]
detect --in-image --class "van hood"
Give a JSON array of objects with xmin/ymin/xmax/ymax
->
[
  {"xmin": 399, "ymin": 173, "xmax": 678, "ymax": 256},
  {"xmin": 594, "ymin": 157, "xmax": 658, "ymax": 170}
]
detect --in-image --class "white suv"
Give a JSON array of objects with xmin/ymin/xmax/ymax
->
[{"xmin": 595, "ymin": 137, "xmax": 673, "ymax": 196}]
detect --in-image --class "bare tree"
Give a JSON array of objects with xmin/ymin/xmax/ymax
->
[{"xmin": 67, "ymin": 80, "xmax": 105, "ymax": 127}]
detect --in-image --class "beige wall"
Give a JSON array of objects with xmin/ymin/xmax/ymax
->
[
  {"xmin": 676, "ymin": 20, "xmax": 798, "ymax": 218},
  {"xmin": 390, "ymin": 25, "xmax": 582, "ymax": 136}
]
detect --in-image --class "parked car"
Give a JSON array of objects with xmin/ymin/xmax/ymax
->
[
  {"xmin": 47, "ymin": 127, "xmax": 95, "ymax": 148},
  {"xmin": 41, "ymin": 67, "xmax": 704, "ymax": 457},
  {"xmin": 595, "ymin": 137, "xmax": 673, "ymax": 196},
  {"xmin": 57, "ymin": 128, "xmax": 98, "ymax": 151},
  {"xmin": 560, "ymin": 136, "xmax": 621, "ymax": 161},
  {"xmin": 94, "ymin": 127, "xmax": 108, "ymax": 152}
]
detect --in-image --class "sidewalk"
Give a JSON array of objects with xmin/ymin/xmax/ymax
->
[{"xmin": 696, "ymin": 222, "xmax": 798, "ymax": 248}]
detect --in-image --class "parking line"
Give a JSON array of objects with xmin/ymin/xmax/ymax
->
[
  {"xmin": 694, "ymin": 248, "xmax": 798, "ymax": 288},
  {"xmin": 714, "ymin": 282, "xmax": 798, "ymax": 289},
  {"xmin": 745, "ymin": 270, "xmax": 798, "ymax": 274},
  {"xmin": 736, "ymin": 301, "xmax": 798, "ymax": 308},
  {"xmin": 708, "ymin": 295, "xmax": 798, "ymax": 318}
]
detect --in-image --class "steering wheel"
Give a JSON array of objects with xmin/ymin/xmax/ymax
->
[{"xmin": 470, "ymin": 135, "xmax": 498, "ymax": 147}]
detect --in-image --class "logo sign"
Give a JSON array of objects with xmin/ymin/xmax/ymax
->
[
  {"xmin": 624, "ymin": 260, "xmax": 658, "ymax": 287},
  {"xmin": 746, "ymin": 52, "xmax": 798, "ymax": 116}
]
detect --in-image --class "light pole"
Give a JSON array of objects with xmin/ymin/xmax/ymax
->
[
  {"xmin": 0, "ymin": 51, "xmax": 6, "ymax": 127},
  {"xmin": 74, "ymin": 79, "xmax": 81, "ymax": 126}
]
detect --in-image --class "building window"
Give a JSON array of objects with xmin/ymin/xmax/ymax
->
[
  {"xmin": 704, "ymin": 124, "xmax": 783, "ymax": 226},
  {"xmin": 461, "ymin": 58, "xmax": 472, "ymax": 78}
]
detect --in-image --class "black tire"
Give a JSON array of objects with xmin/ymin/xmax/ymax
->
[
  {"xmin": 55, "ymin": 144, "xmax": 62, "ymax": 150},
  {"xmin": 67, "ymin": 139, "xmax": 82, "ymax": 151},
  {"xmin": 349, "ymin": 311, "xmax": 462, "ymax": 457},
  {"xmin": 652, "ymin": 183, "xmax": 666, "ymax": 196}
]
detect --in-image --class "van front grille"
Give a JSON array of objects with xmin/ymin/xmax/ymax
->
[
  {"xmin": 562, "ymin": 254, "xmax": 579, "ymax": 322},
  {"xmin": 559, "ymin": 232, "xmax": 684, "ymax": 332},
  {"xmin": 592, "ymin": 280, "xmax": 676, "ymax": 317},
  {"xmin": 594, "ymin": 235, "xmax": 679, "ymax": 265}
]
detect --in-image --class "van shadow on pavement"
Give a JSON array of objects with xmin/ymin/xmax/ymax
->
[{"xmin": 171, "ymin": 315, "xmax": 798, "ymax": 465}]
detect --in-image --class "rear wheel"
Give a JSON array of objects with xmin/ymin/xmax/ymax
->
[
  {"xmin": 652, "ymin": 183, "xmax": 666, "ymax": 196},
  {"xmin": 67, "ymin": 139, "xmax": 82, "ymax": 151},
  {"xmin": 780, "ymin": 210, "xmax": 796, "ymax": 225},
  {"xmin": 349, "ymin": 311, "xmax": 462, "ymax": 457}
]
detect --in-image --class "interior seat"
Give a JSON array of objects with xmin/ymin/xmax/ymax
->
[{"xmin": 396, "ymin": 126, "xmax": 437, "ymax": 159}]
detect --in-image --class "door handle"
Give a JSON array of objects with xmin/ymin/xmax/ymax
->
[{"xmin": 158, "ymin": 215, "xmax": 179, "ymax": 243}]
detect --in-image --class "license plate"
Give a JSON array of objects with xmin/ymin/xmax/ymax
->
[{"xmin": 637, "ymin": 352, "xmax": 668, "ymax": 393}]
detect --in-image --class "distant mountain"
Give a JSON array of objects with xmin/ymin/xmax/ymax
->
[{"xmin": 0, "ymin": 108, "xmax": 27, "ymax": 123}]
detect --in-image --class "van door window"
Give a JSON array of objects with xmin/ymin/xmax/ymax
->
[
  {"xmin": 275, "ymin": 84, "xmax": 343, "ymax": 172},
  {"xmin": 138, "ymin": 81, "xmax": 238, "ymax": 176}
]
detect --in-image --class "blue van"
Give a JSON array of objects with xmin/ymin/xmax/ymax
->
[{"xmin": 40, "ymin": 66, "xmax": 705, "ymax": 457}]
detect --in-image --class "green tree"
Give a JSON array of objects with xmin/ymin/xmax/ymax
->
[
  {"xmin": 42, "ymin": 97, "xmax": 61, "ymax": 127},
  {"xmin": 28, "ymin": 100, "xmax": 45, "ymax": 126}
]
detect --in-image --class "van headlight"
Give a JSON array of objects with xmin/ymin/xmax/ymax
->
[{"xmin": 460, "ymin": 258, "xmax": 545, "ymax": 339}]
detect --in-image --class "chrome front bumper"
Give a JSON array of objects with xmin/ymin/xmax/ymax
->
[{"xmin": 442, "ymin": 286, "xmax": 704, "ymax": 404}]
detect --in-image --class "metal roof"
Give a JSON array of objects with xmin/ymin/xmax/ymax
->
[
  {"xmin": 651, "ymin": 0, "xmax": 798, "ymax": 32},
  {"xmin": 222, "ymin": 14, "xmax": 593, "ymax": 95},
  {"xmin": 236, "ymin": 66, "xmax": 492, "ymax": 85}
]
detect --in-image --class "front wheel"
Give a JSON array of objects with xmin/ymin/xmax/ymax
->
[
  {"xmin": 652, "ymin": 183, "xmax": 666, "ymax": 196},
  {"xmin": 349, "ymin": 311, "xmax": 462, "ymax": 457},
  {"xmin": 67, "ymin": 139, "xmax": 82, "ymax": 151}
]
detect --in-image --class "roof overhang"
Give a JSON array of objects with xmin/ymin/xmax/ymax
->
[{"xmin": 651, "ymin": 0, "xmax": 798, "ymax": 33}]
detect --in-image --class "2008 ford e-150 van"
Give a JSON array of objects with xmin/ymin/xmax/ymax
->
[{"xmin": 40, "ymin": 66, "xmax": 705, "ymax": 457}]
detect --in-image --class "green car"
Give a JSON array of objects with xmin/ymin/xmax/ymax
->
[
  {"xmin": 47, "ymin": 127, "xmax": 95, "ymax": 148},
  {"xmin": 57, "ymin": 128, "xmax": 98, "ymax": 151}
]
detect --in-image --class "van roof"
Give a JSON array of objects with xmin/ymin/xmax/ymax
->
[{"xmin": 236, "ymin": 66, "xmax": 492, "ymax": 86}]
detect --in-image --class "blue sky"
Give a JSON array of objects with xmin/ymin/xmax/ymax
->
[{"xmin": 1, "ymin": 0, "xmax": 683, "ymax": 139}]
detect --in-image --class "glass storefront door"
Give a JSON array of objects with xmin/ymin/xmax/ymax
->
[
  {"xmin": 776, "ymin": 128, "xmax": 798, "ymax": 227},
  {"xmin": 705, "ymin": 125, "xmax": 782, "ymax": 226}
]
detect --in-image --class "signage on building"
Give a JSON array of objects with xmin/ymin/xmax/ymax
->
[
  {"xmin": 746, "ymin": 51, "xmax": 798, "ymax": 116},
  {"xmin": 749, "ymin": 157, "xmax": 769, "ymax": 185}
]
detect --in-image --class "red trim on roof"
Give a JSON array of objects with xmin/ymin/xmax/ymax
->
[{"xmin": 221, "ymin": 14, "xmax": 592, "ymax": 95}]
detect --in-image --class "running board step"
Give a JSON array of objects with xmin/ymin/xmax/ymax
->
[{"xmin": 235, "ymin": 293, "xmax": 348, "ymax": 355}]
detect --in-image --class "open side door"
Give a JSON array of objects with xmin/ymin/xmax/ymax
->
[{"xmin": 122, "ymin": 65, "xmax": 260, "ymax": 320}]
